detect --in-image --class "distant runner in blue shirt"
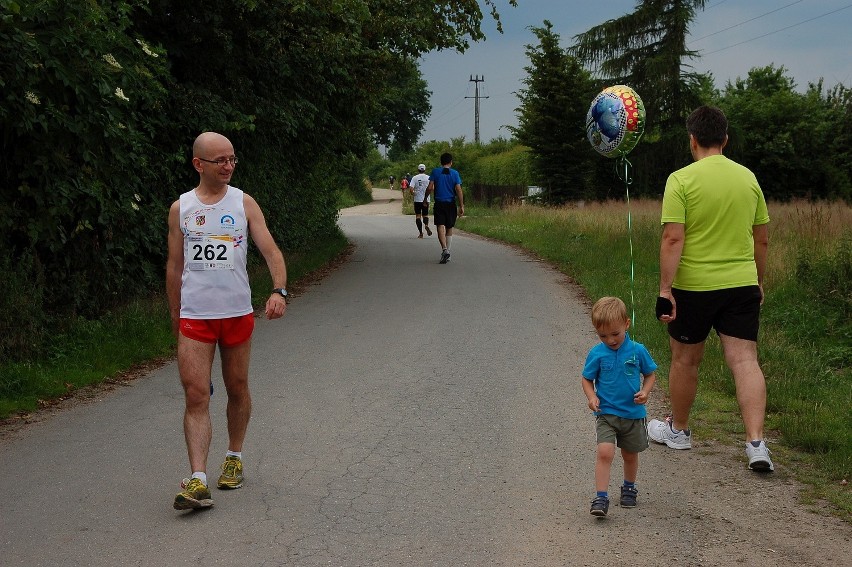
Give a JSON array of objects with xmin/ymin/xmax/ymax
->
[{"xmin": 425, "ymin": 152, "xmax": 464, "ymax": 264}]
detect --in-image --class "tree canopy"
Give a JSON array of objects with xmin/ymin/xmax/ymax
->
[
  {"xmin": 0, "ymin": 0, "xmax": 513, "ymax": 359},
  {"xmin": 720, "ymin": 65, "xmax": 852, "ymax": 201}
]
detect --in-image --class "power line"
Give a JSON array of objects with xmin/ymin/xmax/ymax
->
[
  {"xmin": 425, "ymin": 105, "xmax": 473, "ymax": 136},
  {"xmin": 690, "ymin": 0, "xmax": 804, "ymax": 44},
  {"xmin": 703, "ymin": 0, "xmax": 732, "ymax": 10},
  {"xmin": 427, "ymin": 91, "xmax": 468, "ymax": 124},
  {"xmin": 700, "ymin": 3, "xmax": 852, "ymax": 56}
]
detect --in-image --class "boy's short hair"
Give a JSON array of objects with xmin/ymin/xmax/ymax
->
[
  {"xmin": 686, "ymin": 105, "xmax": 727, "ymax": 148},
  {"xmin": 440, "ymin": 152, "xmax": 453, "ymax": 166},
  {"xmin": 591, "ymin": 297, "xmax": 628, "ymax": 328}
]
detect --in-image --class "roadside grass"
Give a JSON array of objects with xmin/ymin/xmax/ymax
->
[
  {"xmin": 458, "ymin": 199, "xmax": 851, "ymax": 520},
  {"xmin": 401, "ymin": 187, "xmax": 414, "ymax": 214},
  {"xmin": 336, "ymin": 180, "xmax": 374, "ymax": 210},
  {"xmin": 0, "ymin": 230, "xmax": 351, "ymax": 419},
  {"xmin": 0, "ymin": 299, "xmax": 175, "ymax": 418}
]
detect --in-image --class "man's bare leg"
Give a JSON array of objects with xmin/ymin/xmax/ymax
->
[
  {"xmin": 668, "ymin": 338, "xmax": 705, "ymax": 432},
  {"xmin": 178, "ymin": 335, "xmax": 217, "ymax": 474},
  {"xmin": 221, "ymin": 339, "xmax": 253, "ymax": 452},
  {"xmin": 437, "ymin": 225, "xmax": 448, "ymax": 250},
  {"xmin": 720, "ymin": 333, "xmax": 766, "ymax": 441}
]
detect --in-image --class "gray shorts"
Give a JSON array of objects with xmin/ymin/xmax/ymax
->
[{"xmin": 595, "ymin": 414, "xmax": 649, "ymax": 453}]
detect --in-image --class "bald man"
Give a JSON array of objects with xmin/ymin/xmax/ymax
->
[{"xmin": 166, "ymin": 132, "xmax": 288, "ymax": 510}]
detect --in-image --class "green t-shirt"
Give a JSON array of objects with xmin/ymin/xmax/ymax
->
[{"xmin": 661, "ymin": 154, "xmax": 769, "ymax": 291}]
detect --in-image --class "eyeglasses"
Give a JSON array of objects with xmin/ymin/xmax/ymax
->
[{"xmin": 198, "ymin": 156, "xmax": 239, "ymax": 166}]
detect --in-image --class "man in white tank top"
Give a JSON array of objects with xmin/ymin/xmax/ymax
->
[
  {"xmin": 166, "ymin": 132, "xmax": 289, "ymax": 510},
  {"xmin": 410, "ymin": 163, "xmax": 432, "ymax": 238}
]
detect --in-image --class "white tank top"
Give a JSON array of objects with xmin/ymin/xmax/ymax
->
[{"xmin": 178, "ymin": 186, "xmax": 252, "ymax": 319}]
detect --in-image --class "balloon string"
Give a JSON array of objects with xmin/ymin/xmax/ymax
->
[
  {"xmin": 616, "ymin": 155, "xmax": 633, "ymax": 185},
  {"xmin": 618, "ymin": 156, "xmax": 638, "ymax": 338}
]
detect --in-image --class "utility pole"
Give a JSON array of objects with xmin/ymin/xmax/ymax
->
[{"xmin": 466, "ymin": 75, "xmax": 488, "ymax": 144}]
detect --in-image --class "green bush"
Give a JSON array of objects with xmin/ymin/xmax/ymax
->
[
  {"xmin": 0, "ymin": 252, "xmax": 46, "ymax": 361},
  {"xmin": 0, "ymin": 0, "xmax": 177, "ymax": 319}
]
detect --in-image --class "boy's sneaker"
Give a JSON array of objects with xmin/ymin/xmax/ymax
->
[
  {"xmin": 590, "ymin": 495, "xmax": 609, "ymax": 517},
  {"xmin": 217, "ymin": 455, "xmax": 244, "ymax": 489},
  {"xmin": 173, "ymin": 478, "xmax": 213, "ymax": 510},
  {"xmin": 648, "ymin": 416, "xmax": 692, "ymax": 449},
  {"xmin": 439, "ymin": 250, "xmax": 450, "ymax": 264},
  {"xmin": 619, "ymin": 485, "xmax": 638, "ymax": 508},
  {"xmin": 746, "ymin": 440, "xmax": 774, "ymax": 472}
]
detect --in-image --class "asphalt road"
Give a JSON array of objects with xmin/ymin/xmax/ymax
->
[{"xmin": 2, "ymin": 190, "xmax": 849, "ymax": 566}]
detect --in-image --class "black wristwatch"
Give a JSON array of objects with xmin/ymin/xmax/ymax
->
[{"xmin": 272, "ymin": 288, "xmax": 290, "ymax": 303}]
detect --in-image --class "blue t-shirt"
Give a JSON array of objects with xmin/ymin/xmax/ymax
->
[
  {"xmin": 429, "ymin": 167, "xmax": 462, "ymax": 202},
  {"xmin": 582, "ymin": 333, "xmax": 657, "ymax": 419}
]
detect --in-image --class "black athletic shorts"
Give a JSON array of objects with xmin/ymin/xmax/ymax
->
[
  {"xmin": 414, "ymin": 201, "xmax": 430, "ymax": 215},
  {"xmin": 433, "ymin": 201, "xmax": 457, "ymax": 228},
  {"xmin": 668, "ymin": 286, "xmax": 762, "ymax": 344}
]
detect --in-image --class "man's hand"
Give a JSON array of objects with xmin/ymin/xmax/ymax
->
[
  {"xmin": 265, "ymin": 294, "xmax": 287, "ymax": 319},
  {"xmin": 657, "ymin": 291, "xmax": 676, "ymax": 323}
]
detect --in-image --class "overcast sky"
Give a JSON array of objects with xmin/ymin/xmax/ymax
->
[{"xmin": 416, "ymin": 0, "xmax": 852, "ymax": 144}]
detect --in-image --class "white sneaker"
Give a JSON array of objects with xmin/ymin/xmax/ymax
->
[
  {"xmin": 746, "ymin": 440, "xmax": 774, "ymax": 472},
  {"xmin": 647, "ymin": 417, "xmax": 692, "ymax": 449}
]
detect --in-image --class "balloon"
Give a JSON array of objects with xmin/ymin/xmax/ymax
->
[{"xmin": 586, "ymin": 85, "xmax": 645, "ymax": 158}]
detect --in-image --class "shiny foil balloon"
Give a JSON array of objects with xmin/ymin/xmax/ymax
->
[{"xmin": 586, "ymin": 85, "xmax": 646, "ymax": 158}]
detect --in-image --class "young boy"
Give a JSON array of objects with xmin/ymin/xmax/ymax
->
[{"xmin": 582, "ymin": 297, "xmax": 657, "ymax": 517}]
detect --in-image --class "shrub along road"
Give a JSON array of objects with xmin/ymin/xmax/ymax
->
[{"xmin": 1, "ymin": 190, "xmax": 848, "ymax": 565}]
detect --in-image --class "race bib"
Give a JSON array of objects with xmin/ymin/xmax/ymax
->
[{"xmin": 187, "ymin": 235, "xmax": 235, "ymax": 270}]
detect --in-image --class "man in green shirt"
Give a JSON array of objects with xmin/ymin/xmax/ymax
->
[{"xmin": 648, "ymin": 105, "xmax": 773, "ymax": 472}]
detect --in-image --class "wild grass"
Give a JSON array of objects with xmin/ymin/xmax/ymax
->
[
  {"xmin": 336, "ymin": 179, "xmax": 374, "ymax": 210},
  {"xmin": 0, "ymin": 298, "xmax": 175, "ymax": 418},
  {"xmin": 459, "ymin": 198, "xmax": 851, "ymax": 520},
  {"xmin": 401, "ymin": 187, "xmax": 415, "ymax": 214}
]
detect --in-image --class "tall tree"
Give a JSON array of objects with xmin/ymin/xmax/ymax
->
[
  {"xmin": 512, "ymin": 21, "xmax": 598, "ymax": 203},
  {"xmin": 719, "ymin": 65, "xmax": 852, "ymax": 201},
  {"xmin": 572, "ymin": 0, "xmax": 709, "ymax": 192},
  {"xmin": 824, "ymin": 83, "xmax": 852, "ymax": 201},
  {"xmin": 370, "ymin": 57, "xmax": 432, "ymax": 152}
]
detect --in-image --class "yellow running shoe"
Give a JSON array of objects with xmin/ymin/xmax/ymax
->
[
  {"xmin": 217, "ymin": 455, "xmax": 244, "ymax": 489},
  {"xmin": 173, "ymin": 478, "xmax": 213, "ymax": 510}
]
